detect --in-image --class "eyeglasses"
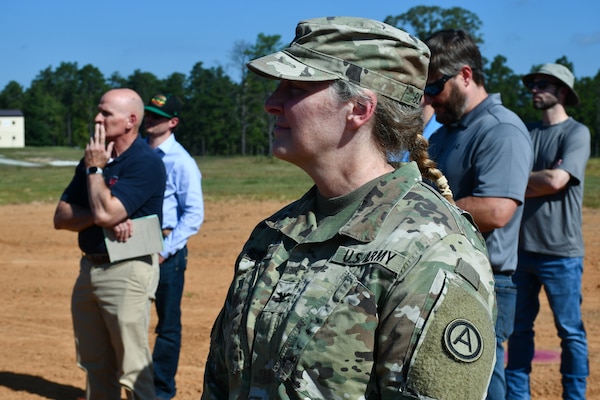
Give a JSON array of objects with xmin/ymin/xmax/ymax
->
[
  {"xmin": 525, "ymin": 80, "xmax": 554, "ymax": 91},
  {"xmin": 424, "ymin": 74, "xmax": 454, "ymax": 97}
]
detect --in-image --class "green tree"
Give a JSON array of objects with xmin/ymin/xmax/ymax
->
[
  {"xmin": 185, "ymin": 62, "xmax": 239, "ymax": 155},
  {"xmin": 555, "ymin": 56, "xmax": 574, "ymax": 74},
  {"xmin": 108, "ymin": 72, "xmax": 127, "ymax": 88},
  {"xmin": 53, "ymin": 62, "xmax": 80, "ymax": 145},
  {"xmin": 75, "ymin": 64, "xmax": 109, "ymax": 145},
  {"xmin": 22, "ymin": 81, "xmax": 65, "ymax": 146},
  {"xmin": 484, "ymin": 55, "xmax": 536, "ymax": 123},
  {"xmin": 125, "ymin": 70, "xmax": 161, "ymax": 103},
  {"xmin": 239, "ymin": 33, "xmax": 283, "ymax": 155},
  {"xmin": 161, "ymin": 72, "xmax": 187, "ymax": 100},
  {"xmin": 230, "ymin": 40, "xmax": 253, "ymax": 155},
  {"xmin": 384, "ymin": 6, "xmax": 483, "ymax": 43},
  {"xmin": 0, "ymin": 81, "xmax": 25, "ymax": 110},
  {"xmin": 572, "ymin": 74, "xmax": 600, "ymax": 156}
]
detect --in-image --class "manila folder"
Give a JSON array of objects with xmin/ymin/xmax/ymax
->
[{"xmin": 103, "ymin": 214, "xmax": 164, "ymax": 263}]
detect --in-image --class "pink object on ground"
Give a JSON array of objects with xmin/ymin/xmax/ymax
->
[{"xmin": 505, "ymin": 349, "xmax": 561, "ymax": 364}]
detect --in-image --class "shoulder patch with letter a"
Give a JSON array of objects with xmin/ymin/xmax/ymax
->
[{"xmin": 443, "ymin": 319, "xmax": 483, "ymax": 362}]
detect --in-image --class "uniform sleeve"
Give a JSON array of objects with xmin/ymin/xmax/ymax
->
[
  {"xmin": 378, "ymin": 233, "xmax": 496, "ymax": 400},
  {"xmin": 202, "ymin": 302, "xmax": 231, "ymax": 400}
]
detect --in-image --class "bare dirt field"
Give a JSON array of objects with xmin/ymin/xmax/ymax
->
[{"xmin": 0, "ymin": 200, "xmax": 598, "ymax": 399}]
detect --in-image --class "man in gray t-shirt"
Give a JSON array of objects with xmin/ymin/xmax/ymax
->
[
  {"xmin": 425, "ymin": 30, "xmax": 533, "ymax": 400},
  {"xmin": 506, "ymin": 63, "xmax": 590, "ymax": 399}
]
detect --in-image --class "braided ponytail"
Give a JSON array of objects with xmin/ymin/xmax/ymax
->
[{"xmin": 407, "ymin": 131, "xmax": 455, "ymax": 204}]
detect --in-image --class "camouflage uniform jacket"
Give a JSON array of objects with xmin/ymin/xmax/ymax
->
[{"xmin": 203, "ymin": 164, "xmax": 496, "ymax": 400}]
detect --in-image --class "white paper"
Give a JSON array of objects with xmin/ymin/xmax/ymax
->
[{"xmin": 103, "ymin": 214, "xmax": 164, "ymax": 262}]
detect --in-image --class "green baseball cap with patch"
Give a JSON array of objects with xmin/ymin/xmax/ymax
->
[{"xmin": 247, "ymin": 16, "xmax": 430, "ymax": 108}]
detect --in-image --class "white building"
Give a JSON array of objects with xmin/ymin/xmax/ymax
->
[{"xmin": 0, "ymin": 109, "xmax": 25, "ymax": 148}]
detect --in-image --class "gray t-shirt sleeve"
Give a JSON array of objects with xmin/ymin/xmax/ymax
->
[{"xmin": 557, "ymin": 120, "xmax": 590, "ymax": 185}]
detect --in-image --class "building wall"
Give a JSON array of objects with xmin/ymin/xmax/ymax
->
[{"xmin": 0, "ymin": 115, "xmax": 25, "ymax": 148}]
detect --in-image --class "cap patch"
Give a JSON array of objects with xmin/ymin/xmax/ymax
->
[{"xmin": 151, "ymin": 95, "xmax": 167, "ymax": 107}]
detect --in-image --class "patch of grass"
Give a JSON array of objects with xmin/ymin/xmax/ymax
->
[
  {"xmin": 1, "ymin": 147, "xmax": 599, "ymax": 208},
  {"xmin": 584, "ymin": 158, "xmax": 600, "ymax": 209},
  {"xmin": 0, "ymin": 146, "xmax": 82, "ymax": 163},
  {"xmin": 0, "ymin": 148, "xmax": 312, "ymax": 205},
  {"xmin": 198, "ymin": 156, "xmax": 312, "ymax": 202},
  {"xmin": 0, "ymin": 147, "xmax": 82, "ymax": 204},
  {"xmin": 0, "ymin": 165, "xmax": 77, "ymax": 204}
]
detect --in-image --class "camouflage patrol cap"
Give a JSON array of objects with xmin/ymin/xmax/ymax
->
[{"xmin": 247, "ymin": 16, "xmax": 430, "ymax": 108}]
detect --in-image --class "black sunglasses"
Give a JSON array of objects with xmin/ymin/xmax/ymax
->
[
  {"xmin": 525, "ymin": 80, "xmax": 554, "ymax": 90},
  {"xmin": 424, "ymin": 74, "xmax": 454, "ymax": 97}
]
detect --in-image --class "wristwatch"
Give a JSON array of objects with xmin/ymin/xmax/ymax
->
[{"xmin": 86, "ymin": 166, "xmax": 103, "ymax": 175}]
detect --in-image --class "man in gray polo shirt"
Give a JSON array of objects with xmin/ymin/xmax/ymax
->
[{"xmin": 424, "ymin": 30, "xmax": 533, "ymax": 400}]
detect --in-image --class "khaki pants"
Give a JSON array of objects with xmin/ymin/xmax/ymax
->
[{"xmin": 72, "ymin": 254, "xmax": 159, "ymax": 400}]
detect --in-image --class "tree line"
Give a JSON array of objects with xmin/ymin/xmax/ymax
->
[{"xmin": 0, "ymin": 6, "xmax": 598, "ymax": 156}]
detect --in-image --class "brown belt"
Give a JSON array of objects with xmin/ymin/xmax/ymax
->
[
  {"xmin": 162, "ymin": 228, "xmax": 173, "ymax": 238},
  {"xmin": 83, "ymin": 253, "xmax": 111, "ymax": 265}
]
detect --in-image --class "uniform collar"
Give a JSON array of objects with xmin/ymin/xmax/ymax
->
[{"xmin": 266, "ymin": 163, "xmax": 423, "ymax": 244}]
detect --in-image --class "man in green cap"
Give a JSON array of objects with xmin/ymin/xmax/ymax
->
[
  {"xmin": 144, "ymin": 93, "xmax": 204, "ymax": 400},
  {"xmin": 201, "ymin": 17, "xmax": 496, "ymax": 400}
]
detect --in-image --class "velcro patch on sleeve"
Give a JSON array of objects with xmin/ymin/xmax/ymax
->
[{"xmin": 405, "ymin": 271, "xmax": 495, "ymax": 399}]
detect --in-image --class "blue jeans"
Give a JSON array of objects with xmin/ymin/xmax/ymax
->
[
  {"xmin": 506, "ymin": 251, "xmax": 588, "ymax": 400},
  {"xmin": 153, "ymin": 247, "xmax": 188, "ymax": 400},
  {"xmin": 486, "ymin": 273, "xmax": 517, "ymax": 400}
]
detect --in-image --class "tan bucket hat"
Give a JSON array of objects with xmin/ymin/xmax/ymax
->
[{"xmin": 522, "ymin": 63, "xmax": 580, "ymax": 106}]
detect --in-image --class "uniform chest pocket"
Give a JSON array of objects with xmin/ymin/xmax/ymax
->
[
  {"xmin": 272, "ymin": 266, "xmax": 378, "ymax": 387},
  {"xmin": 225, "ymin": 243, "xmax": 283, "ymax": 374}
]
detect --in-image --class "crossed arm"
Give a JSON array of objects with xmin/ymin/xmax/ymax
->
[{"xmin": 525, "ymin": 168, "xmax": 570, "ymax": 198}]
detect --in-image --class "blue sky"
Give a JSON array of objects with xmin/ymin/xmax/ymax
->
[{"xmin": 2, "ymin": 0, "xmax": 599, "ymax": 90}]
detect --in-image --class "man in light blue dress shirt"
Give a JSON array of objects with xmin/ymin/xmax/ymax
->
[{"xmin": 144, "ymin": 93, "xmax": 204, "ymax": 400}]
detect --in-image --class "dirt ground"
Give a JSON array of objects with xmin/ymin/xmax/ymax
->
[{"xmin": 0, "ymin": 200, "xmax": 598, "ymax": 400}]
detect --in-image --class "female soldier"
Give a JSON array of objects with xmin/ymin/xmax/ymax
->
[{"xmin": 202, "ymin": 17, "xmax": 496, "ymax": 400}]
